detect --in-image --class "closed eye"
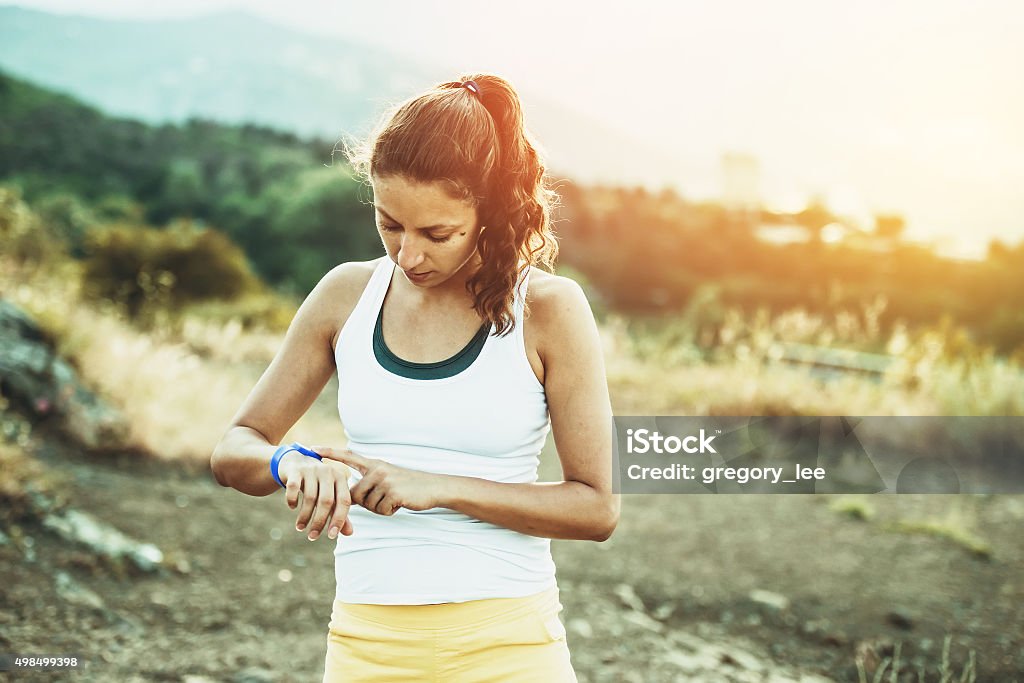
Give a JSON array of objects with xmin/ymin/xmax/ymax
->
[{"xmin": 380, "ymin": 224, "xmax": 452, "ymax": 244}]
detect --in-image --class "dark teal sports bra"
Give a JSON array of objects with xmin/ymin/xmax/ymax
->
[{"xmin": 373, "ymin": 304, "xmax": 491, "ymax": 380}]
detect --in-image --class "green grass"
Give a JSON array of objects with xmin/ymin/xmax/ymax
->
[
  {"xmin": 828, "ymin": 496, "xmax": 876, "ymax": 521},
  {"xmin": 886, "ymin": 519, "xmax": 992, "ymax": 560}
]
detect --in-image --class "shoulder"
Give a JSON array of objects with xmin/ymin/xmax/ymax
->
[
  {"xmin": 312, "ymin": 257, "xmax": 380, "ymax": 312},
  {"xmin": 322, "ymin": 257, "xmax": 382, "ymax": 293},
  {"xmin": 526, "ymin": 268, "xmax": 589, "ymax": 312},
  {"xmin": 305, "ymin": 257, "xmax": 384, "ymax": 351},
  {"xmin": 525, "ymin": 268, "xmax": 598, "ymax": 362}
]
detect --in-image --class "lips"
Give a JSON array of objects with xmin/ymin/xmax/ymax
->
[{"xmin": 404, "ymin": 270, "xmax": 431, "ymax": 280}]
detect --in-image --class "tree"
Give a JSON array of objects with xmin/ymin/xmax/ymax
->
[{"xmin": 874, "ymin": 213, "xmax": 906, "ymax": 241}]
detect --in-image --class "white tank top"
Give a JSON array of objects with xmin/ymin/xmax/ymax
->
[{"xmin": 332, "ymin": 256, "xmax": 556, "ymax": 604}]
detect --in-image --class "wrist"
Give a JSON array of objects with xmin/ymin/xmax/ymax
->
[
  {"xmin": 270, "ymin": 442, "xmax": 322, "ymax": 487},
  {"xmin": 276, "ymin": 450, "xmax": 304, "ymax": 485},
  {"xmin": 433, "ymin": 473, "xmax": 464, "ymax": 509}
]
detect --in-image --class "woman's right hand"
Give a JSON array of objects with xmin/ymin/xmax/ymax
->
[{"xmin": 279, "ymin": 450, "xmax": 355, "ymax": 541}]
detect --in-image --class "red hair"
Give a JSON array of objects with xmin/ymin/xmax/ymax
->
[{"xmin": 343, "ymin": 73, "xmax": 559, "ymax": 336}]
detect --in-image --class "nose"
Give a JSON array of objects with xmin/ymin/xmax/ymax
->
[{"xmin": 395, "ymin": 234, "xmax": 426, "ymax": 271}]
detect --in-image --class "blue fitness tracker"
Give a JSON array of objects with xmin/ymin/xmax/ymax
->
[{"xmin": 270, "ymin": 442, "xmax": 323, "ymax": 488}]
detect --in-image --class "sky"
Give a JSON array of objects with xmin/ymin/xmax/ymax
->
[{"xmin": 10, "ymin": 0, "xmax": 1024, "ymax": 257}]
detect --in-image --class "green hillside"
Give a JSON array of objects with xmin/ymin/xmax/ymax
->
[
  {"xmin": 3, "ymin": 69, "xmax": 1024, "ymax": 357},
  {"xmin": 0, "ymin": 69, "xmax": 379, "ymax": 294}
]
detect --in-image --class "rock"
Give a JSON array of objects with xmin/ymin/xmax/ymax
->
[
  {"xmin": 42, "ymin": 508, "xmax": 164, "ymax": 573},
  {"xmin": 749, "ymin": 588, "xmax": 790, "ymax": 611},
  {"xmin": 232, "ymin": 667, "xmax": 276, "ymax": 683},
  {"xmin": 661, "ymin": 649, "xmax": 721, "ymax": 674},
  {"xmin": 661, "ymin": 634, "xmax": 774, "ymax": 678},
  {"xmin": 622, "ymin": 610, "xmax": 665, "ymax": 633},
  {"xmin": 0, "ymin": 299, "xmax": 129, "ymax": 449},
  {"xmin": 885, "ymin": 609, "xmax": 915, "ymax": 630},
  {"xmin": 822, "ymin": 631, "xmax": 848, "ymax": 647},
  {"xmin": 54, "ymin": 570, "xmax": 105, "ymax": 610},
  {"xmin": 652, "ymin": 602, "xmax": 676, "ymax": 620},
  {"xmin": 720, "ymin": 647, "xmax": 767, "ymax": 672},
  {"xmin": 150, "ymin": 592, "xmax": 171, "ymax": 606},
  {"xmin": 612, "ymin": 583, "xmax": 646, "ymax": 612},
  {"xmin": 567, "ymin": 617, "xmax": 594, "ymax": 638}
]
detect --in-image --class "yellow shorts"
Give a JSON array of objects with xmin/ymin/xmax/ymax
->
[{"xmin": 322, "ymin": 585, "xmax": 578, "ymax": 682}]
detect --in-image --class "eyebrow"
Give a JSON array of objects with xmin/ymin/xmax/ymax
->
[{"xmin": 374, "ymin": 206, "xmax": 460, "ymax": 231}]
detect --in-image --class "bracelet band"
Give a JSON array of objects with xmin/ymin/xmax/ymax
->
[{"xmin": 270, "ymin": 442, "xmax": 323, "ymax": 488}]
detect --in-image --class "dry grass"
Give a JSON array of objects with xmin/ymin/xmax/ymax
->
[
  {"xmin": 0, "ymin": 400, "xmax": 71, "ymax": 522},
  {"xmin": 4, "ymin": 248, "xmax": 1022, "ymax": 468},
  {"xmin": 856, "ymin": 636, "xmax": 977, "ymax": 683},
  {"xmin": 599, "ymin": 300, "xmax": 1024, "ymax": 416},
  {"xmin": 0, "ymin": 257, "xmax": 344, "ymax": 464},
  {"xmin": 884, "ymin": 497, "xmax": 993, "ymax": 559},
  {"xmin": 825, "ymin": 495, "xmax": 992, "ymax": 558}
]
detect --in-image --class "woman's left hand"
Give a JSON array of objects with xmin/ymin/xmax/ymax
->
[{"xmin": 312, "ymin": 447, "xmax": 446, "ymax": 515}]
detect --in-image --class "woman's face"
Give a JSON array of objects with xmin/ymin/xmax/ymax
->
[{"xmin": 371, "ymin": 174, "xmax": 483, "ymax": 290}]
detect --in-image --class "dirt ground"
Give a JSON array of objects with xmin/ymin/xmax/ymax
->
[{"xmin": 3, "ymin": 423, "xmax": 1022, "ymax": 683}]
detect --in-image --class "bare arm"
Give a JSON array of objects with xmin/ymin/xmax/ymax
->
[
  {"xmin": 439, "ymin": 478, "xmax": 614, "ymax": 541},
  {"xmin": 211, "ymin": 425, "xmax": 293, "ymax": 497},
  {"xmin": 210, "ymin": 262, "xmax": 370, "ymax": 496},
  {"xmin": 438, "ymin": 276, "xmax": 618, "ymax": 540}
]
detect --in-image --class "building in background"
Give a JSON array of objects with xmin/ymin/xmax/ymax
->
[{"xmin": 721, "ymin": 152, "xmax": 761, "ymax": 218}]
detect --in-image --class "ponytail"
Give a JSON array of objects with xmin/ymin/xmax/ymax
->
[{"xmin": 344, "ymin": 73, "xmax": 559, "ymax": 336}]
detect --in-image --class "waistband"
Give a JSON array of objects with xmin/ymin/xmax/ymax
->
[{"xmin": 331, "ymin": 585, "xmax": 562, "ymax": 632}]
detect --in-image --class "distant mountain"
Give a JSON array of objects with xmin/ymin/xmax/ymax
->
[
  {"xmin": 0, "ymin": 5, "xmax": 688, "ymax": 185},
  {"xmin": 0, "ymin": 6, "xmax": 431, "ymax": 139}
]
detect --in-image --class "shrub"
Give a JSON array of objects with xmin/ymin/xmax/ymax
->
[
  {"xmin": 0, "ymin": 185, "xmax": 68, "ymax": 265},
  {"xmin": 81, "ymin": 219, "xmax": 262, "ymax": 321}
]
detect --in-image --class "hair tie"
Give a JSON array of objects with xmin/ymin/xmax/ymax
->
[{"xmin": 461, "ymin": 80, "xmax": 481, "ymax": 98}]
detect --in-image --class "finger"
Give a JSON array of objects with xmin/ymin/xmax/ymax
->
[
  {"xmin": 306, "ymin": 471, "xmax": 338, "ymax": 541},
  {"xmin": 327, "ymin": 479, "xmax": 352, "ymax": 540},
  {"xmin": 316, "ymin": 448, "xmax": 371, "ymax": 474},
  {"xmin": 377, "ymin": 493, "xmax": 400, "ymax": 516},
  {"xmin": 280, "ymin": 451, "xmax": 305, "ymax": 509},
  {"xmin": 285, "ymin": 472, "xmax": 302, "ymax": 510},
  {"xmin": 366, "ymin": 486, "xmax": 399, "ymax": 516},
  {"xmin": 365, "ymin": 485, "xmax": 388, "ymax": 515},
  {"xmin": 295, "ymin": 476, "xmax": 319, "ymax": 533},
  {"xmin": 353, "ymin": 481, "xmax": 381, "ymax": 511},
  {"xmin": 349, "ymin": 470, "xmax": 379, "ymax": 507}
]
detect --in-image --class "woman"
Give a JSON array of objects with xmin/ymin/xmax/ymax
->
[{"xmin": 211, "ymin": 73, "xmax": 618, "ymax": 682}]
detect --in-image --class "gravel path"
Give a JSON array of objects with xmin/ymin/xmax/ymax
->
[{"xmin": 2, "ymin": 434, "xmax": 1021, "ymax": 682}]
